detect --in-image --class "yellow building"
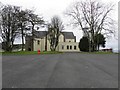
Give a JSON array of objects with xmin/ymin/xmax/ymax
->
[{"xmin": 25, "ymin": 31, "xmax": 80, "ymax": 52}]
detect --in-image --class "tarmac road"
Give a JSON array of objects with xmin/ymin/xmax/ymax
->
[{"xmin": 2, "ymin": 53, "xmax": 118, "ymax": 88}]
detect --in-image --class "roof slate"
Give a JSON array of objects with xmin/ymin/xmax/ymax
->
[
  {"xmin": 61, "ymin": 32, "xmax": 75, "ymax": 39},
  {"xmin": 33, "ymin": 31, "xmax": 75, "ymax": 39},
  {"xmin": 34, "ymin": 31, "xmax": 47, "ymax": 38}
]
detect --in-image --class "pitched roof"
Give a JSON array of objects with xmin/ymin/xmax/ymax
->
[
  {"xmin": 34, "ymin": 31, "xmax": 47, "ymax": 38},
  {"xmin": 33, "ymin": 31, "xmax": 75, "ymax": 39},
  {"xmin": 62, "ymin": 32, "xmax": 75, "ymax": 39}
]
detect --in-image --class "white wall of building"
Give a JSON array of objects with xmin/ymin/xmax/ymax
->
[
  {"xmin": 65, "ymin": 39, "xmax": 75, "ymax": 42},
  {"xmin": 59, "ymin": 34, "xmax": 64, "ymax": 42},
  {"xmin": 33, "ymin": 33, "xmax": 80, "ymax": 52},
  {"xmin": 57, "ymin": 42, "xmax": 79, "ymax": 52},
  {"xmin": 33, "ymin": 38, "xmax": 45, "ymax": 51}
]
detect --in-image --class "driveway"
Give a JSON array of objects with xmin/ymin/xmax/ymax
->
[{"xmin": 2, "ymin": 53, "xmax": 118, "ymax": 88}]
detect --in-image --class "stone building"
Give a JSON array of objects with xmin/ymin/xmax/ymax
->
[{"xmin": 25, "ymin": 31, "xmax": 80, "ymax": 52}]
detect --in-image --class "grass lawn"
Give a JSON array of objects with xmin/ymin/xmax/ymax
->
[{"xmin": 1, "ymin": 51, "xmax": 63, "ymax": 55}]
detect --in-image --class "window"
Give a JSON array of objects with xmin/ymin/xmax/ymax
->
[
  {"xmin": 70, "ymin": 46, "xmax": 72, "ymax": 50},
  {"xmin": 67, "ymin": 45, "xmax": 69, "ymax": 49},
  {"xmin": 62, "ymin": 45, "xmax": 64, "ymax": 50},
  {"xmin": 69, "ymin": 41, "xmax": 71, "ymax": 42},
  {"xmin": 74, "ymin": 46, "xmax": 76, "ymax": 50},
  {"xmin": 37, "ymin": 40, "xmax": 40, "ymax": 45}
]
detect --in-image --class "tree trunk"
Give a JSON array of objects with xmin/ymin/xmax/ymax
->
[
  {"xmin": 21, "ymin": 26, "xmax": 24, "ymax": 51},
  {"xmin": 98, "ymin": 44, "xmax": 100, "ymax": 51},
  {"xmin": 31, "ymin": 23, "xmax": 34, "ymax": 51}
]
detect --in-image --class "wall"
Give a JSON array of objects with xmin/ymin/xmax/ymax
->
[
  {"xmin": 57, "ymin": 42, "xmax": 80, "ymax": 52},
  {"xmin": 33, "ymin": 37, "xmax": 52, "ymax": 51},
  {"xmin": 33, "ymin": 33, "xmax": 80, "ymax": 52},
  {"xmin": 59, "ymin": 34, "xmax": 64, "ymax": 42},
  {"xmin": 65, "ymin": 39, "xmax": 75, "ymax": 42},
  {"xmin": 33, "ymin": 38, "xmax": 45, "ymax": 51},
  {"xmin": 46, "ymin": 39, "xmax": 51, "ymax": 51}
]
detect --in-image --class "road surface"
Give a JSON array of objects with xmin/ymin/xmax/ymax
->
[{"xmin": 2, "ymin": 53, "xmax": 118, "ymax": 88}]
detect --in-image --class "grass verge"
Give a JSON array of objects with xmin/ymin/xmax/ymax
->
[{"xmin": 1, "ymin": 51, "xmax": 63, "ymax": 55}]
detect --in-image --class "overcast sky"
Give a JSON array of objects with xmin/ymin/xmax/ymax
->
[{"xmin": 0, "ymin": 0, "xmax": 119, "ymax": 50}]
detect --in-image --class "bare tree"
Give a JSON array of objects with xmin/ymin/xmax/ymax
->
[
  {"xmin": 16, "ymin": 9, "xmax": 44, "ymax": 51},
  {"xmin": 65, "ymin": 0, "xmax": 115, "ymax": 52},
  {"xmin": 26, "ymin": 10, "xmax": 44, "ymax": 51},
  {"xmin": 17, "ymin": 10, "xmax": 28, "ymax": 51},
  {"xmin": 0, "ymin": 2, "xmax": 3, "ymax": 42},
  {"xmin": 1, "ymin": 5, "xmax": 20, "ymax": 51},
  {"xmin": 0, "ymin": 3, "xmax": 44, "ymax": 52},
  {"xmin": 48, "ymin": 15, "xmax": 64, "ymax": 51}
]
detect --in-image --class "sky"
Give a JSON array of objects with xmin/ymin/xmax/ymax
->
[{"xmin": 0, "ymin": 0, "xmax": 119, "ymax": 51}]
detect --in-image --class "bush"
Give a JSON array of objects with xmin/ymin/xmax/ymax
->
[{"xmin": 79, "ymin": 37, "xmax": 89, "ymax": 52}]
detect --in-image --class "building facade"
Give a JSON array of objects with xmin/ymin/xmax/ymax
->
[{"xmin": 25, "ymin": 31, "xmax": 80, "ymax": 52}]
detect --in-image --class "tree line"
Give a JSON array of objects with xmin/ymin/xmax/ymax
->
[
  {"xmin": 0, "ymin": 2, "xmax": 63, "ymax": 52},
  {"xmin": 65, "ymin": 0, "xmax": 115, "ymax": 52},
  {"xmin": 0, "ymin": 0, "xmax": 115, "ymax": 52},
  {"xmin": 0, "ymin": 3, "xmax": 44, "ymax": 51}
]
